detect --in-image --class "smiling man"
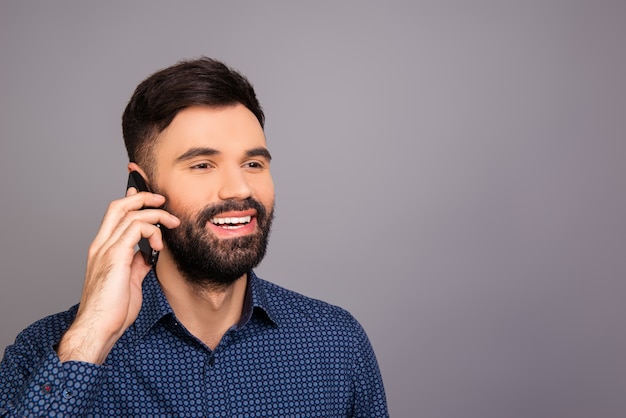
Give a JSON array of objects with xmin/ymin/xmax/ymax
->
[{"xmin": 0, "ymin": 57, "xmax": 388, "ymax": 417}]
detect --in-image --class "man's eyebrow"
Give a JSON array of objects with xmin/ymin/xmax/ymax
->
[
  {"xmin": 175, "ymin": 147, "xmax": 220, "ymax": 162},
  {"xmin": 175, "ymin": 147, "xmax": 272, "ymax": 162},
  {"xmin": 246, "ymin": 147, "xmax": 272, "ymax": 161}
]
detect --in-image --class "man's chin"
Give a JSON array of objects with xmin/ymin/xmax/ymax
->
[
  {"xmin": 161, "ymin": 203, "xmax": 273, "ymax": 289},
  {"xmin": 165, "ymin": 236, "xmax": 266, "ymax": 288}
]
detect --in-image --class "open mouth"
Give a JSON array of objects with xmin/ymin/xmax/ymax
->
[{"xmin": 209, "ymin": 215, "xmax": 253, "ymax": 230}]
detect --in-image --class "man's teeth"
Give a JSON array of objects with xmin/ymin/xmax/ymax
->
[{"xmin": 210, "ymin": 216, "xmax": 252, "ymax": 226}]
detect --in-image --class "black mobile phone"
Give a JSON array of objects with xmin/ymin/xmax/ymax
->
[{"xmin": 127, "ymin": 171, "xmax": 160, "ymax": 266}]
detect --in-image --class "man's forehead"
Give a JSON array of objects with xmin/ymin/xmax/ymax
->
[{"xmin": 155, "ymin": 104, "xmax": 267, "ymax": 155}]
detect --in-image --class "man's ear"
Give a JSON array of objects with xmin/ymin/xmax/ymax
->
[
  {"xmin": 128, "ymin": 162, "xmax": 148, "ymax": 178},
  {"xmin": 127, "ymin": 162, "xmax": 155, "ymax": 190}
]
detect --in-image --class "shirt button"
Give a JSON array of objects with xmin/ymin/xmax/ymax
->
[
  {"xmin": 208, "ymin": 356, "xmax": 215, "ymax": 366},
  {"xmin": 62, "ymin": 388, "xmax": 73, "ymax": 399}
]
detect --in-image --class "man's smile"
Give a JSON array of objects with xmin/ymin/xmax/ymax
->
[
  {"xmin": 210, "ymin": 215, "xmax": 252, "ymax": 228},
  {"xmin": 206, "ymin": 210, "xmax": 258, "ymax": 236}
]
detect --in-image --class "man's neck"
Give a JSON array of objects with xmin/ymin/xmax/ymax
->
[{"xmin": 154, "ymin": 250, "xmax": 248, "ymax": 350}]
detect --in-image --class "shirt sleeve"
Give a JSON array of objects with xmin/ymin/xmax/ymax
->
[
  {"xmin": 349, "ymin": 316, "xmax": 389, "ymax": 418},
  {"xmin": 0, "ymin": 313, "xmax": 106, "ymax": 417}
]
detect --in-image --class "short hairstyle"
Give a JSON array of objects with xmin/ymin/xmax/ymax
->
[{"xmin": 122, "ymin": 57, "xmax": 264, "ymax": 178}]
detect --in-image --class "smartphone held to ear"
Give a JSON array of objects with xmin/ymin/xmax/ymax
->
[{"xmin": 127, "ymin": 171, "xmax": 160, "ymax": 266}]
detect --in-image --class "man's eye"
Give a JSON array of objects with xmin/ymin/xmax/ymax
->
[
  {"xmin": 191, "ymin": 162, "xmax": 212, "ymax": 170},
  {"xmin": 244, "ymin": 161, "xmax": 265, "ymax": 169}
]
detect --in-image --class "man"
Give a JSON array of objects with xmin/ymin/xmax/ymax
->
[{"xmin": 0, "ymin": 57, "xmax": 388, "ymax": 417}]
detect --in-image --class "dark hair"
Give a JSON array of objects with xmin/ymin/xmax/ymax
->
[{"xmin": 122, "ymin": 57, "xmax": 264, "ymax": 177}]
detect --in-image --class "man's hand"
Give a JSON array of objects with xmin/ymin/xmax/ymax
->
[{"xmin": 57, "ymin": 188, "xmax": 180, "ymax": 365}]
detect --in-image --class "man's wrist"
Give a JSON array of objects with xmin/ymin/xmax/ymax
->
[{"xmin": 56, "ymin": 326, "xmax": 112, "ymax": 365}]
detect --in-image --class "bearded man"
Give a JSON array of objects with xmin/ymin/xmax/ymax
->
[{"xmin": 0, "ymin": 57, "xmax": 388, "ymax": 417}]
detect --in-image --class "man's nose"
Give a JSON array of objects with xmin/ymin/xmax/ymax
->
[{"xmin": 217, "ymin": 167, "xmax": 252, "ymax": 201}]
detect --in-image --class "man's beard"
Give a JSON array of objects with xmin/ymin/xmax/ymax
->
[{"xmin": 160, "ymin": 197, "xmax": 274, "ymax": 290}]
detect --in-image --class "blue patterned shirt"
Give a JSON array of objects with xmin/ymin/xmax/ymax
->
[{"xmin": 0, "ymin": 271, "xmax": 388, "ymax": 417}]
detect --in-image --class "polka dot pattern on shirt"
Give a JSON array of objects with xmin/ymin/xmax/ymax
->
[{"xmin": 0, "ymin": 270, "xmax": 388, "ymax": 417}]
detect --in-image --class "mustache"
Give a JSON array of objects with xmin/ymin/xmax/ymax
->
[{"xmin": 195, "ymin": 198, "xmax": 267, "ymax": 226}]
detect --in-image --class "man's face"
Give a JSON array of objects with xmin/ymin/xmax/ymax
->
[{"xmin": 151, "ymin": 104, "xmax": 275, "ymax": 287}]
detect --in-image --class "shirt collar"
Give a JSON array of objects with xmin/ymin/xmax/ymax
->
[
  {"xmin": 132, "ymin": 269, "xmax": 174, "ymax": 340},
  {"xmin": 246, "ymin": 270, "xmax": 278, "ymax": 327},
  {"xmin": 132, "ymin": 269, "xmax": 277, "ymax": 341}
]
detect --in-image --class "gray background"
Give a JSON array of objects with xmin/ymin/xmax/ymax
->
[{"xmin": 1, "ymin": 1, "xmax": 625, "ymax": 417}]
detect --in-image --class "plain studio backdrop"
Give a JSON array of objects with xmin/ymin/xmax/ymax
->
[{"xmin": 1, "ymin": 2, "xmax": 625, "ymax": 417}]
